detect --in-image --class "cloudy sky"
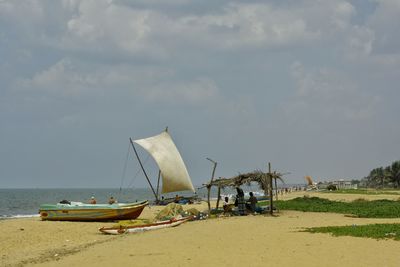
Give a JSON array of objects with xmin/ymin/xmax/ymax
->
[{"xmin": 1, "ymin": 0, "xmax": 399, "ymax": 188}]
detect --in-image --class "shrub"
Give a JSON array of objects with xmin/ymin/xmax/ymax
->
[{"xmin": 327, "ymin": 184, "xmax": 337, "ymax": 191}]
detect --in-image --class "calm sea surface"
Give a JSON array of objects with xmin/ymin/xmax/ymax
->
[
  {"xmin": 0, "ymin": 188, "xmax": 164, "ymax": 219},
  {"xmin": 0, "ymin": 184, "xmax": 300, "ymax": 219},
  {"xmin": 0, "ymin": 187, "xmax": 221, "ymax": 219}
]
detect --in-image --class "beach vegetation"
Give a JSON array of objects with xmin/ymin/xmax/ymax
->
[
  {"xmin": 270, "ymin": 196, "xmax": 400, "ymax": 218},
  {"xmin": 326, "ymin": 184, "xmax": 337, "ymax": 191},
  {"xmin": 304, "ymin": 223, "xmax": 400, "ymax": 241},
  {"xmin": 322, "ymin": 188, "xmax": 400, "ymax": 195}
]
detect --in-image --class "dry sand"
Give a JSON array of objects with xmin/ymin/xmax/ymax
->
[{"xmin": 2, "ymin": 191, "xmax": 400, "ymax": 267}]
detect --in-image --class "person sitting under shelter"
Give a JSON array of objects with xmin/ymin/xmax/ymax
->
[
  {"xmin": 246, "ymin": 192, "xmax": 258, "ymax": 213},
  {"xmin": 223, "ymin": 196, "xmax": 233, "ymax": 213}
]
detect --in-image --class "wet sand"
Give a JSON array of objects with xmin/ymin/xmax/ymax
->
[{"xmin": 2, "ymin": 191, "xmax": 400, "ymax": 267}]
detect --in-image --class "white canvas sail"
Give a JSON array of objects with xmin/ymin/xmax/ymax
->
[{"xmin": 134, "ymin": 131, "xmax": 195, "ymax": 193}]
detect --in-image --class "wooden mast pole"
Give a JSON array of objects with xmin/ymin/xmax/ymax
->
[
  {"xmin": 130, "ymin": 138, "xmax": 158, "ymax": 201},
  {"xmin": 274, "ymin": 172, "xmax": 279, "ymax": 201},
  {"xmin": 215, "ymin": 185, "xmax": 221, "ymax": 209},
  {"xmin": 156, "ymin": 170, "xmax": 161, "ymax": 202},
  {"xmin": 206, "ymin": 157, "xmax": 217, "ymax": 214},
  {"xmin": 268, "ymin": 162, "xmax": 273, "ymax": 215}
]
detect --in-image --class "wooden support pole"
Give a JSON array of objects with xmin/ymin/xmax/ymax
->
[
  {"xmin": 268, "ymin": 162, "xmax": 273, "ymax": 215},
  {"xmin": 216, "ymin": 185, "xmax": 221, "ymax": 209},
  {"xmin": 206, "ymin": 158, "xmax": 217, "ymax": 214}
]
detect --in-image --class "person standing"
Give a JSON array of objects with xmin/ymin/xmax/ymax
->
[{"xmin": 235, "ymin": 187, "xmax": 246, "ymax": 216}]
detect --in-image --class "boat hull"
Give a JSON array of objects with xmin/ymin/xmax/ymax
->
[
  {"xmin": 99, "ymin": 217, "xmax": 190, "ymax": 235},
  {"xmin": 39, "ymin": 201, "xmax": 148, "ymax": 221}
]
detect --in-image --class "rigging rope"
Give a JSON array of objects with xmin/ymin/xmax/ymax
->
[
  {"xmin": 119, "ymin": 143, "xmax": 131, "ymax": 198},
  {"xmin": 128, "ymin": 153, "xmax": 151, "ymax": 189},
  {"xmin": 118, "ymin": 141, "xmax": 152, "ymax": 199}
]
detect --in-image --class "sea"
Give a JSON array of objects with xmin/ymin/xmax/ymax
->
[
  {"xmin": 0, "ymin": 187, "xmax": 233, "ymax": 219},
  {"xmin": 0, "ymin": 184, "xmax": 301, "ymax": 219},
  {"xmin": 0, "ymin": 187, "xmax": 198, "ymax": 219}
]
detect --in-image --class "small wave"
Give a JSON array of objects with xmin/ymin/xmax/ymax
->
[{"xmin": 0, "ymin": 214, "xmax": 40, "ymax": 220}]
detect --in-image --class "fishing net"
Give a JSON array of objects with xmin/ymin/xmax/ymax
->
[{"xmin": 154, "ymin": 203, "xmax": 184, "ymax": 221}]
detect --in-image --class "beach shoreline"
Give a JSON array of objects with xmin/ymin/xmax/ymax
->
[{"xmin": 2, "ymin": 192, "xmax": 400, "ymax": 267}]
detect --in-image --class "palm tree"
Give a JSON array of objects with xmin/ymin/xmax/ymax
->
[
  {"xmin": 367, "ymin": 167, "xmax": 385, "ymax": 188},
  {"xmin": 392, "ymin": 161, "xmax": 400, "ymax": 188},
  {"xmin": 386, "ymin": 161, "xmax": 400, "ymax": 188}
]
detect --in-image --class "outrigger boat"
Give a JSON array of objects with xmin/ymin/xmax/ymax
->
[
  {"xmin": 39, "ymin": 128, "xmax": 195, "ymax": 221},
  {"xmin": 99, "ymin": 216, "xmax": 191, "ymax": 235},
  {"xmin": 39, "ymin": 200, "xmax": 148, "ymax": 221}
]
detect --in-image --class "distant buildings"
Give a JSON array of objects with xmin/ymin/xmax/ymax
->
[
  {"xmin": 318, "ymin": 179, "xmax": 358, "ymax": 190},
  {"xmin": 332, "ymin": 179, "xmax": 357, "ymax": 189}
]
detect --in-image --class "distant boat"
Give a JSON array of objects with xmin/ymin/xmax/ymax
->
[
  {"xmin": 99, "ymin": 216, "xmax": 191, "ymax": 235},
  {"xmin": 39, "ymin": 200, "xmax": 148, "ymax": 221}
]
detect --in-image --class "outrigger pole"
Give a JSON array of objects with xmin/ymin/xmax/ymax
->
[{"xmin": 129, "ymin": 138, "xmax": 159, "ymax": 202}]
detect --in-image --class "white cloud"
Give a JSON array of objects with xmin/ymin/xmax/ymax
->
[
  {"xmin": 14, "ymin": 57, "xmax": 220, "ymax": 108},
  {"xmin": 367, "ymin": 0, "xmax": 400, "ymax": 55},
  {"xmin": 346, "ymin": 26, "xmax": 375, "ymax": 56},
  {"xmin": 0, "ymin": 0, "xmax": 384, "ymax": 62},
  {"xmin": 16, "ymin": 59, "xmax": 98, "ymax": 96},
  {"xmin": 331, "ymin": 1, "xmax": 355, "ymax": 29},
  {"xmin": 175, "ymin": 3, "xmax": 315, "ymax": 49},
  {"xmin": 144, "ymin": 78, "xmax": 219, "ymax": 106},
  {"xmin": 287, "ymin": 62, "xmax": 381, "ymax": 121}
]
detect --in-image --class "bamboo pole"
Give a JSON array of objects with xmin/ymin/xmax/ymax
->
[
  {"xmin": 216, "ymin": 185, "xmax": 221, "ymax": 209},
  {"xmin": 268, "ymin": 162, "xmax": 273, "ymax": 215},
  {"xmin": 206, "ymin": 158, "xmax": 217, "ymax": 214},
  {"xmin": 156, "ymin": 170, "xmax": 161, "ymax": 203}
]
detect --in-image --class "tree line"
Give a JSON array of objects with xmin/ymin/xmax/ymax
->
[{"xmin": 363, "ymin": 160, "xmax": 400, "ymax": 188}]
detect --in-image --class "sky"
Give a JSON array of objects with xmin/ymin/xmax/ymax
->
[{"xmin": 0, "ymin": 0, "xmax": 399, "ymax": 188}]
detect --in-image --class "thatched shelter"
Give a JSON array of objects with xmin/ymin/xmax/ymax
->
[{"xmin": 204, "ymin": 168, "xmax": 285, "ymax": 213}]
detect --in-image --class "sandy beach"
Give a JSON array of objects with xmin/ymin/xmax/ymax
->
[{"xmin": 2, "ymin": 191, "xmax": 400, "ymax": 267}]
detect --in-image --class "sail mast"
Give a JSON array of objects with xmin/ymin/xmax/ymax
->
[
  {"xmin": 129, "ymin": 138, "xmax": 158, "ymax": 201},
  {"xmin": 156, "ymin": 170, "xmax": 161, "ymax": 200}
]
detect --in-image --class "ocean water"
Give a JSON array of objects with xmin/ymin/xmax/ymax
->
[
  {"xmin": 0, "ymin": 184, "xmax": 299, "ymax": 219},
  {"xmin": 0, "ymin": 188, "xmax": 158, "ymax": 219},
  {"xmin": 0, "ymin": 187, "xmax": 220, "ymax": 219}
]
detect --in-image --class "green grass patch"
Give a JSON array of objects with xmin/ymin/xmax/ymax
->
[
  {"xmin": 322, "ymin": 189, "xmax": 400, "ymax": 195},
  {"xmin": 267, "ymin": 196, "xmax": 400, "ymax": 218},
  {"xmin": 304, "ymin": 223, "xmax": 400, "ymax": 240}
]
